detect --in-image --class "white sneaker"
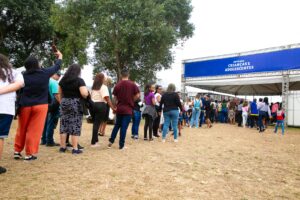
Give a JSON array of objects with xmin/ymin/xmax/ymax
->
[
  {"xmin": 91, "ymin": 143, "xmax": 99, "ymax": 148},
  {"xmin": 174, "ymin": 139, "xmax": 178, "ymax": 143},
  {"xmin": 120, "ymin": 146, "xmax": 128, "ymax": 151},
  {"xmin": 162, "ymin": 139, "xmax": 166, "ymax": 143}
]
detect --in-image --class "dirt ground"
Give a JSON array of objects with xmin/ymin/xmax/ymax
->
[{"xmin": 0, "ymin": 120, "xmax": 299, "ymax": 200}]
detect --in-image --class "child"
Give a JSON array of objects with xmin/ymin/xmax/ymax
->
[{"xmin": 274, "ymin": 105, "xmax": 285, "ymax": 135}]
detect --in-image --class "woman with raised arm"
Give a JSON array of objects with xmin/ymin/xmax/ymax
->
[{"xmin": 13, "ymin": 51, "xmax": 63, "ymax": 161}]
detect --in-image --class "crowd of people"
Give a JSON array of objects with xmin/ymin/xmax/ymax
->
[
  {"xmin": 0, "ymin": 49, "xmax": 286, "ymax": 175},
  {"xmin": 182, "ymin": 95, "xmax": 285, "ymax": 135}
]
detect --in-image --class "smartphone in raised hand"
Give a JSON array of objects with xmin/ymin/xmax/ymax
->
[{"xmin": 52, "ymin": 45, "xmax": 58, "ymax": 53}]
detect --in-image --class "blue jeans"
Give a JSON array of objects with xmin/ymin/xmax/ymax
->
[
  {"xmin": 132, "ymin": 110, "xmax": 141, "ymax": 137},
  {"xmin": 162, "ymin": 110, "xmax": 179, "ymax": 139},
  {"xmin": 275, "ymin": 120, "xmax": 285, "ymax": 135},
  {"xmin": 258, "ymin": 111, "xmax": 267, "ymax": 131},
  {"xmin": 109, "ymin": 114, "xmax": 132, "ymax": 149},
  {"xmin": 218, "ymin": 112, "xmax": 222, "ymax": 122},
  {"xmin": 221, "ymin": 110, "xmax": 228, "ymax": 123},
  {"xmin": 41, "ymin": 109, "xmax": 60, "ymax": 144},
  {"xmin": 183, "ymin": 112, "xmax": 189, "ymax": 124},
  {"xmin": 190, "ymin": 108, "xmax": 200, "ymax": 128}
]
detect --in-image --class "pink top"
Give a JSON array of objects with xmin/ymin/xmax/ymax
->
[
  {"xmin": 272, "ymin": 103, "xmax": 278, "ymax": 113},
  {"xmin": 242, "ymin": 106, "xmax": 249, "ymax": 112}
]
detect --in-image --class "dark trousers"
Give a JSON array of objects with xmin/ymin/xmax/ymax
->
[
  {"xmin": 109, "ymin": 114, "xmax": 131, "ymax": 149},
  {"xmin": 144, "ymin": 114, "xmax": 153, "ymax": 139},
  {"xmin": 91, "ymin": 102, "xmax": 107, "ymax": 145},
  {"xmin": 41, "ymin": 109, "xmax": 60, "ymax": 144},
  {"xmin": 249, "ymin": 115, "xmax": 258, "ymax": 128},
  {"xmin": 258, "ymin": 111, "xmax": 267, "ymax": 131},
  {"xmin": 210, "ymin": 109, "xmax": 216, "ymax": 123},
  {"xmin": 199, "ymin": 110, "xmax": 205, "ymax": 127},
  {"xmin": 237, "ymin": 111, "xmax": 242, "ymax": 126},
  {"xmin": 153, "ymin": 114, "xmax": 160, "ymax": 136}
]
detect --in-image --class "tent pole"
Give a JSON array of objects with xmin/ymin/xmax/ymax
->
[
  {"xmin": 181, "ymin": 62, "xmax": 187, "ymax": 99},
  {"xmin": 282, "ymin": 73, "xmax": 289, "ymax": 126}
]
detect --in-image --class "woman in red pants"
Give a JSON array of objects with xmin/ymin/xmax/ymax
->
[{"xmin": 14, "ymin": 51, "xmax": 63, "ymax": 161}]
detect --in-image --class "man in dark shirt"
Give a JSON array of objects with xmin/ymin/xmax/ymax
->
[{"xmin": 108, "ymin": 69, "xmax": 140, "ymax": 150}]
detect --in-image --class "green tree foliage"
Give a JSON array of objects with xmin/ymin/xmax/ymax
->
[
  {"xmin": 50, "ymin": 1, "xmax": 93, "ymax": 66},
  {"xmin": 0, "ymin": 0, "xmax": 55, "ymax": 67},
  {"xmin": 92, "ymin": 0, "xmax": 194, "ymax": 83},
  {"xmin": 0, "ymin": 0, "xmax": 194, "ymax": 84},
  {"xmin": 52, "ymin": 0, "xmax": 194, "ymax": 84}
]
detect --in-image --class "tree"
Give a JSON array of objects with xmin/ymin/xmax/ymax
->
[
  {"xmin": 52, "ymin": 0, "xmax": 194, "ymax": 84},
  {"xmin": 0, "ymin": 0, "xmax": 55, "ymax": 68},
  {"xmin": 92, "ymin": 0, "xmax": 194, "ymax": 84},
  {"xmin": 50, "ymin": 1, "xmax": 93, "ymax": 67}
]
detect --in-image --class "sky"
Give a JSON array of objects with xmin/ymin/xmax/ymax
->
[
  {"xmin": 157, "ymin": 0, "xmax": 300, "ymax": 89},
  {"xmin": 82, "ymin": 0, "xmax": 300, "ymax": 96}
]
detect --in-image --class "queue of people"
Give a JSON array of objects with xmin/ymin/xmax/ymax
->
[{"xmin": 0, "ymin": 49, "xmax": 286, "ymax": 175}]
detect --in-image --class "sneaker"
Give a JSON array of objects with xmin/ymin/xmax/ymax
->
[
  {"xmin": 108, "ymin": 142, "xmax": 113, "ymax": 149},
  {"xmin": 144, "ymin": 138, "xmax": 148, "ymax": 141},
  {"xmin": 162, "ymin": 139, "xmax": 166, "ymax": 143},
  {"xmin": 14, "ymin": 152, "xmax": 22, "ymax": 160},
  {"xmin": 149, "ymin": 138, "xmax": 154, "ymax": 142},
  {"xmin": 119, "ymin": 146, "xmax": 128, "ymax": 150},
  {"xmin": 24, "ymin": 155, "xmax": 37, "ymax": 161},
  {"xmin": 131, "ymin": 135, "xmax": 135, "ymax": 139},
  {"xmin": 59, "ymin": 147, "xmax": 67, "ymax": 153},
  {"xmin": 46, "ymin": 143, "xmax": 60, "ymax": 147},
  {"xmin": 40, "ymin": 142, "xmax": 46, "ymax": 145},
  {"xmin": 66, "ymin": 143, "xmax": 73, "ymax": 148},
  {"xmin": 78, "ymin": 144, "xmax": 84, "ymax": 150},
  {"xmin": 134, "ymin": 135, "xmax": 139, "ymax": 140},
  {"xmin": 0, "ymin": 166, "xmax": 7, "ymax": 174},
  {"xmin": 91, "ymin": 143, "xmax": 100, "ymax": 148},
  {"xmin": 174, "ymin": 139, "xmax": 178, "ymax": 143},
  {"xmin": 153, "ymin": 134, "xmax": 160, "ymax": 138},
  {"xmin": 72, "ymin": 149, "xmax": 83, "ymax": 154}
]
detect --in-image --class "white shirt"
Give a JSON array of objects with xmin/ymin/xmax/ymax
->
[
  {"xmin": 154, "ymin": 93, "xmax": 161, "ymax": 106},
  {"xmin": 0, "ymin": 69, "xmax": 24, "ymax": 115},
  {"xmin": 184, "ymin": 102, "xmax": 189, "ymax": 111},
  {"xmin": 91, "ymin": 85, "xmax": 109, "ymax": 103}
]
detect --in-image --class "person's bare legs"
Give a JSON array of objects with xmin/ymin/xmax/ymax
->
[
  {"xmin": 60, "ymin": 133, "xmax": 67, "ymax": 148},
  {"xmin": 72, "ymin": 136, "xmax": 79, "ymax": 150},
  {"xmin": 101, "ymin": 122, "xmax": 107, "ymax": 135},
  {"xmin": 0, "ymin": 139, "xmax": 4, "ymax": 160},
  {"xmin": 178, "ymin": 123, "xmax": 182, "ymax": 136},
  {"xmin": 98, "ymin": 122, "xmax": 107, "ymax": 136},
  {"xmin": 206, "ymin": 119, "xmax": 212, "ymax": 128}
]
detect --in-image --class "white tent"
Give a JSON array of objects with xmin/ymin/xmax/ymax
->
[{"xmin": 181, "ymin": 44, "xmax": 300, "ymax": 126}]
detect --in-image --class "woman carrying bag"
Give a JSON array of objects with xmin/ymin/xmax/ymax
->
[{"xmin": 90, "ymin": 73, "xmax": 115, "ymax": 147}]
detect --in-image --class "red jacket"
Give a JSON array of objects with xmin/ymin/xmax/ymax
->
[{"xmin": 276, "ymin": 110, "xmax": 285, "ymax": 121}]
